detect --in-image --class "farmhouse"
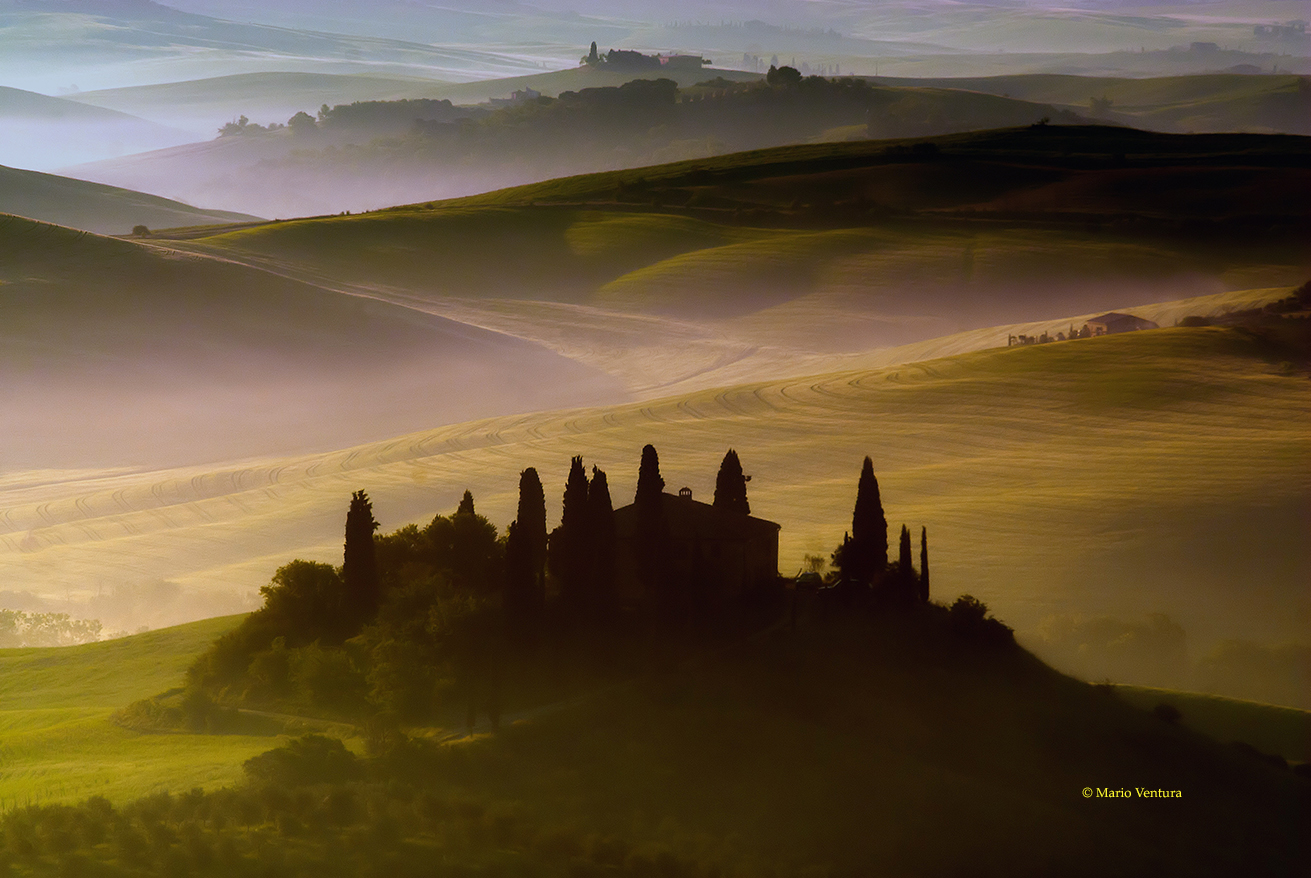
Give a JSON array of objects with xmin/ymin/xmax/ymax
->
[
  {"xmin": 1083, "ymin": 312, "xmax": 1159, "ymax": 336},
  {"xmin": 613, "ymin": 489, "xmax": 780, "ymax": 600}
]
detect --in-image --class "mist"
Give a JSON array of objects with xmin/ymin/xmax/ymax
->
[
  {"xmin": 1, "ymin": 0, "xmax": 1308, "ymax": 737},
  {"xmin": 0, "ymin": 216, "xmax": 627, "ymax": 470}
]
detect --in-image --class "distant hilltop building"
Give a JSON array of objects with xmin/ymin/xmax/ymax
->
[
  {"xmin": 614, "ymin": 488, "xmax": 779, "ymax": 602},
  {"xmin": 1083, "ymin": 312, "xmax": 1159, "ymax": 337},
  {"xmin": 581, "ymin": 45, "xmax": 708, "ymax": 72}
]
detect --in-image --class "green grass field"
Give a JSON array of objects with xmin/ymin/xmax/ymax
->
[
  {"xmin": 0, "ymin": 165, "xmax": 258, "ymax": 235},
  {"xmin": 0, "ymin": 616, "xmax": 293, "ymax": 808}
]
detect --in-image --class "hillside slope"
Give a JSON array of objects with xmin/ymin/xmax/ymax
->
[
  {"xmin": 0, "ymin": 165, "xmax": 258, "ymax": 234},
  {"xmin": 0, "ymin": 85, "xmax": 189, "ymax": 170},
  {"xmin": 175, "ymin": 126, "xmax": 1310, "ymax": 374},
  {"xmin": 0, "ymin": 215, "xmax": 624, "ymax": 469},
  {"xmin": 5, "ymin": 606, "xmax": 1303, "ymax": 875},
  {"xmin": 869, "ymin": 73, "xmax": 1311, "ymax": 135},
  {"xmin": 439, "ymin": 613, "xmax": 1308, "ymax": 876},
  {"xmin": 66, "ymin": 71, "xmax": 441, "ymax": 134},
  {"xmin": 60, "ymin": 82, "xmax": 1086, "ymax": 218},
  {"xmin": 0, "ymin": 615, "xmax": 273, "ymax": 807}
]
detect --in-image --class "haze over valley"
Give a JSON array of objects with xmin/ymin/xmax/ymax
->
[{"xmin": 0, "ymin": 3, "xmax": 1308, "ymax": 874}]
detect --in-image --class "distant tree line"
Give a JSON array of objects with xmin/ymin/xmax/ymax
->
[
  {"xmin": 230, "ymin": 72, "xmax": 1082, "ymax": 205},
  {"xmin": 0, "ymin": 610, "xmax": 101, "ymax": 648}
]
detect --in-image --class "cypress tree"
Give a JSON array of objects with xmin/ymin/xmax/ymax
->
[
  {"xmin": 588, "ymin": 41, "xmax": 599, "ymax": 63},
  {"xmin": 898, "ymin": 524, "xmax": 913, "ymax": 580},
  {"xmin": 456, "ymin": 490, "xmax": 476, "ymax": 517},
  {"xmin": 516, "ymin": 468, "xmax": 547, "ymax": 612},
  {"xmin": 503, "ymin": 521, "xmax": 534, "ymax": 639},
  {"xmin": 588, "ymin": 466, "xmax": 617, "ymax": 615},
  {"xmin": 635, "ymin": 444, "xmax": 664, "ymax": 510},
  {"xmin": 850, "ymin": 457, "xmax": 888, "ymax": 584},
  {"xmin": 919, "ymin": 526, "xmax": 929, "ymax": 603},
  {"xmin": 634, "ymin": 444, "xmax": 671, "ymax": 613},
  {"xmin": 343, "ymin": 490, "xmax": 380, "ymax": 624},
  {"xmin": 713, "ymin": 449, "xmax": 750, "ymax": 516},
  {"xmin": 552, "ymin": 456, "xmax": 591, "ymax": 607}
]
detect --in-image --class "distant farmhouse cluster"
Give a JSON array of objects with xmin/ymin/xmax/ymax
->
[
  {"xmin": 581, "ymin": 43, "xmax": 709, "ymax": 71},
  {"xmin": 1007, "ymin": 311, "xmax": 1158, "ymax": 347},
  {"xmin": 186, "ymin": 442, "xmax": 940, "ymax": 731}
]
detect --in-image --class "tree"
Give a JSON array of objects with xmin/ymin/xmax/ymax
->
[
  {"xmin": 898, "ymin": 524, "xmax": 913, "ymax": 591},
  {"xmin": 131, "ymin": 224, "xmax": 150, "ymax": 237},
  {"xmin": 424, "ymin": 493, "xmax": 502, "ymax": 595},
  {"xmin": 287, "ymin": 110, "xmax": 317, "ymax": 134},
  {"xmin": 550, "ymin": 456, "xmax": 591, "ymax": 607},
  {"xmin": 919, "ymin": 526, "xmax": 929, "ymax": 603},
  {"xmin": 587, "ymin": 466, "xmax": 618, "ymax": 615},
  {"xmin": 635, "ymin": 444, "xmax": 665, "ymax": 509},
  {"xmin": 513, "ymin": 468, "xmax": 547, "ymax": 616},
  {"xmin": 713, "ymin": 449, "xmax": 750, "ymax": 516},
  {"xmin": 767, "ymin": 65, "xmax": 802, "ymax": 87},
  {"xmin": 343, "ymin": 491, "xmax": 380, "ymax": 625},
  {"xmin": 588, "ymin": 41, "xmax": 599, "ymax": 64},
  {"xmin": 503, "ymin": 520, "xmax": 534, "ymax": 636},
  {"xmin": 634, "ymin": 444, "xmax": 673, "ymax": 614},
  {"xmin": 840, "ymin": 457, "xmax": 888, "ymax": 585},
  {"xmin": 261, "ymin": 560, "xmax": 349, "ymax": 645}
]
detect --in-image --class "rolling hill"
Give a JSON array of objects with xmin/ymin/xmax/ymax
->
[
  {"xmin": 1, "ymin": 322, "xmax": 1305, "ymax": 696},
  {"xmin": 5, "ymin": 129, "xmax": 1306, "ymax": 700},
  {"xmin": 419, "ymin": 616, "xmax": 1308, "ymax": 876},
  {"xmin": 868, "ymin": 73, "xmax": 1311, "ymax": 136},
  {"xmin": 59, "ymin": 80, "xmax": 1087, "ymax": 218},
  {"xmin": 0, "ymin": 164, "xmax": 259, "ymax": 234},
  {"xmin": 1116, "ymin": 685, "xmax": 1311, "ymax": 764},
  {"xmin": 67, "ymin": 71, "xmax": 443, "ymax": 135},
  {"xmin": 0, "ymin": 215, "xmax": 624, "ymax": 472},
  {"xmin": 171, "ymin": 126, "xmax": 1311, "ymax": 372},
  {"xmin": 0, "ymin": 614, "xmax": 271, "ymax": 808},
  {"xmin": 0, "ymin": 0, "xmax": 546, "ymax": 95},
  {"xmin": 0, "ymin": 85, "xmax": 189, "ymax": 170},
  {"xmin": 0, "ymin": 603, "xmax": 1305, "ymax": 875}
]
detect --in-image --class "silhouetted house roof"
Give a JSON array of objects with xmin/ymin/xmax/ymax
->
[
  {"xmin": 1084, "ymin": 312, "xmax": 1159, "ymax": 336},
  {"xmin": 613, "ymin": 491, "xmax": 779, "ymax": 602}
]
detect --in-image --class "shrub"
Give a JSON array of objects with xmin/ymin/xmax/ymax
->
[
  {"xmin": 243, "ymin": 735, "xmax": 363, "ymax": 787},
  {"xmin": 948, "ymin": 595, "xmax": 1014, "ymax": 645}
]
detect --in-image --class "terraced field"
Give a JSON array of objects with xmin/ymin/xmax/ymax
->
[{"xmin": 2, "ymin": 326, "xmax": 1306, "ymax": 656}]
